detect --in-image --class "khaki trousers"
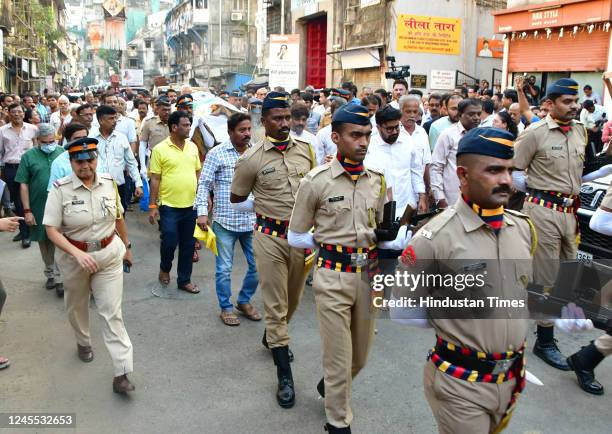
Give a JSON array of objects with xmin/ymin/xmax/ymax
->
[
  {"xmin": 38, "ymin": 238, "xmax": 61, "ymax": 283},
  {"xmin": 424, "ymin": 362, "xmax": 517, "ymax": 434},
  {"xmin": 522, "ymin": 201, "xmax": 577, "ymax": 327},
  {"xmin": 57, "ymin": 236, "xmax": 133, "ymax": 376},
  {"xmin": 313, "ymin": 267, "xmax": 376, "ymax": 428},
  {"xmin": 252, "ymin": 231, "xmax": 307, "ymax": 348}
]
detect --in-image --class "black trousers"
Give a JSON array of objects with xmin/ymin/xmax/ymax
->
[
  {"xmin": 0, "ymin": 279, "xmax": 6, "ymax": 316},
  {"xmin": 2, "ymin": 164, "xmax": 29, "ymax": 237}
]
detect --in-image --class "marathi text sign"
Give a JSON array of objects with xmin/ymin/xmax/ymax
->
[
  {"xmin": 396, "ymin": 14, "xmax": 462, "ymax": 55},
  {"xmin": 268, "ymin": 34, "xmax": 300, "ymax": 92},
  {"xmin": 430, "ymin": 70, "xmax": 455, "ymax": 90}
]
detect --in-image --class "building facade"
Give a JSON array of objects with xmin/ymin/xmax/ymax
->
[
  {"xmin": 166, "ymin": 0, "xmax": 257, "ymax": 90},
  {"xmin": 287, "ymin": 0, "xmax": 506, "ymax": 92}
]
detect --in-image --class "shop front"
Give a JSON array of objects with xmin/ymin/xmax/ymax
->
[{"xmin": 494, "ymin": 0, "xmax": 612, "ymax": 108}]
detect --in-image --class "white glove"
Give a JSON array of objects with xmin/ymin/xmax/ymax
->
[
  {"xmin": 554, "ymin": 303, "xmax": 595, "ymax": 333},
  {"xmin": 378, "ymin": 225, "xmax": 412, "ymax": 251}
]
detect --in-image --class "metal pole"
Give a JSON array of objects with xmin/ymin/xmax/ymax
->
[
  {"xmin": 281, "ymin": 0, "xmax": 285, "ymax": 35},
  {"xmin": 219, "ymin": 0, "xmax": 222, "ymax": 58}
]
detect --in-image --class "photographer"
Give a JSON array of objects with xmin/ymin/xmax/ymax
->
[
  {"xmin": 523, "ymin": 75, "xmax": 541, "ymax": 106},
  {"xmin": 580, "ymin": 99, "xmax": 606, "ymax": 154}
]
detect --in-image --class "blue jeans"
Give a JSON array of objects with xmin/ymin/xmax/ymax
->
[
  {"xmin": 213, "ymin": 221, "xmax": 258, "ymax": 311},
  {"xmin": 159, "ymin": 206, "xmax": 197, "ymax": 286}
]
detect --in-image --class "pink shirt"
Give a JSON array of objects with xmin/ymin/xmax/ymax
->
[
  {"xmin": 602, "ymin": 119, "xmax": 612, "ymax": 144},
  {"xmin": 430, "ymin": 121, "xmax": 467, "ymax": 205},
  {"xmin": 0, "ymin": 122, "xmax": 38, "ymax": 164}
]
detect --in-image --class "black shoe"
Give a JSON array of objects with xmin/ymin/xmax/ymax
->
[
  {"xmin": 45, "ymin": 277, "xmax": 56, "ymax": 290},
  {"xmin": 324, "ymin": 423, "xmax": 351, "ymax": 433},
  {"xmin": 262, "ymin": 330, "xmax": 294, "ymax": 362},
  {"xmin": 12, "ymin": 233, "xmax": 23, "ymax": 242},
  {"xmin": 567, "ymin": 342, "xmax": 605, "ymax": 395},
  {"xmin": 55, "ymin": 283, "xmax": 64, "ymax": 298},
  {"xmin": 533, "ymin": 339, "xmax": 570, "ymax": 371},
  {"xmin": 317, "ymin": 377, "xmax": 325, "ymax": 398},
  {"xmin": 21, "ymin": 238, "xmax": 31, "ymax": 248},
  {"xmin": 306, "ymin": 274, "xmax": 313, "ymax": 286},
  {"xmin": 271, "ymin": 346, "xmax": 295, "ymax": 409}
]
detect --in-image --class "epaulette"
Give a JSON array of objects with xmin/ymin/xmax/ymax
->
[
  {"xmin": 237, "ymin": 142, "xmax": 263, "ymax": 163},
  {"xmin": 52, "ymin": 176, "xmax": 71, "ymax": 189},
  {"xmin": 367, "ymin": 166, "xmax": 384, "ymax": 176},
  {"xmin": 100, "ymin": 173, "xmax": 114, "ymax": 181},
  {"xmin": 505, "ymin": 209, "xmax": 538, "ymax": 256},
  {"xmin": 304, "ymin": 162, "xmax": 331, "ymax": 180},
  {"xmin": 414, "ymin": 207, "xmax": 457, "ymax": 240},
  {"xmin": 292, "ymin": 137, "xmax": 310, "ymax": 147}
]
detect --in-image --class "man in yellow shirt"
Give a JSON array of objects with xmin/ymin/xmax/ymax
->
[{"xmin": 148, "ymin": 111, "xmax": 202, "ymax": 293}]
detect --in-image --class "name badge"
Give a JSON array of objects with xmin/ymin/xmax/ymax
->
[
  {"xmin": 463, "ymin": 262, "xmax": 487, "ymax": 272},
  {"xmin": 72, "ymin": 200, "xmax": 85, "ymax": 205},
  {"xmin": 551, "ymin": 146, "xmax": 563, "ymax": 150},
  {"xmin": 262, "ymin": 167, "xmax": 276, "ymax": 175},
  {"xmin": 328, "ymin": 196, "xmax": 344, "ymax": 202}
]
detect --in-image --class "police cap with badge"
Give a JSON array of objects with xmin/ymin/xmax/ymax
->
[
  {"xmin": 457, "ymin": 127, "xmax": 515, "ymax": 160},
  {"xmin": 262, "ymin": 92, "xmax": 290, "ymax": 111},
  {"xmin": 65, "ymin": 137, "xmax": 99, "ymax": 161},
  {"xmin": 546, "ymin": 78, "xmax": 579, "ymax": 97},
  {"xmin": 331, "ymin": 104, "xmax": 371, "ymax": 125},
  {"xmin": 176, "ymin": 94, "xmax": 194, "ymax": 108}
]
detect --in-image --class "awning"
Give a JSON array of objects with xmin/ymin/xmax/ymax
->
[{"xmin": 340, "ymin": 48, "xmax": 380, "ymax": 70}]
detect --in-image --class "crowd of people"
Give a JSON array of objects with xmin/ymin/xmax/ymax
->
[{"xmin": 0, "ymin": 73, "xmax": 611, "ymax": 433}]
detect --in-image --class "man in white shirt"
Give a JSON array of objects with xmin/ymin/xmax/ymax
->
[
  {"xmin": 389, "ymin": 79, "xmax": 408, "ymax": 110},
  {"xmin": 314, "ymin": 97, "xmax": 346, "ymax": 165},
  {"xmin": 580, "ymin": 99, "xmax": 606, "ymax": 130},
  {"xmin": 95, "ymin": 93, "xmax": 138, "ymax": 155},
  {"xmin": 430, "ymin": 98, "xmax": 482, "ymax": 209},
  {"xmin": 90, "ymin": 105, "xmax": 143, "ymax": 211},
  {"xmin": 399, "ymin": 95, "xmax": 432, "ymax": 208},
  {"xmin": 49, "ymin": 95, "xmax": 72, "ymax": 136},
  {"xmin": 289, "ymin": 103, "xmax": 316, "ymax": 145},
  {"xmin": 364, "ymin": 105, "xmax": 427, "ymax": 219},
  {"xmin": 583, "ymin": 84, "xmax": 602, "ymax": 105}
]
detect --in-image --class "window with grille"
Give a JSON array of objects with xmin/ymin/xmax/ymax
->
[
  {"xmin": 233, "ymin": 0, "xmax": 245, "ymax": 11},
  {"xmin": 231, "ymin": 33, "xmax": 246, "ymax": 56}
]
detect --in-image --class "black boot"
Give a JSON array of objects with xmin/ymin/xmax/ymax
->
[
  {"xmin": 271, "ymin": 346, "xmax": 295, "ymax": 408},
  {"xmin": 317, "ymin": 377, "xmax": 325, "ymax": 398},
  {"xmin": 533, "ymin": 326, "xmax": 570, "ymax": 371},
  {"xmin": 262, "ymin": 329, "xmax": 294, "ymax": 362},
  {"xmin": 324, "ymin": 423, "xmax": 351, "ymax": 433},
  {"xmin": 567, "ymin": 342, "xmax": 605, "ymax": 395}
]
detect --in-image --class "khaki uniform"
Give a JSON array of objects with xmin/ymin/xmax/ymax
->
[
  {"xmin": 43, "ymin": 173, "xmax": 133, "ymax": 376},
  {"xmin": 141, "ymin": 116, "xmax": 169, "ymax": 150},
  {"xmin": 400, "ymin": 198, "xmax": 534, "ymax": 434},
  {"xmin": 290, "ymin": 158, "xmax": 385, "ymax": 428},
  {"xmin": 514, "ymin": 115, "xmax": 586, "ymax": 290},
  {"xmin": 231, "ymin": 136, "xmax": 316, "ymax": 347}
]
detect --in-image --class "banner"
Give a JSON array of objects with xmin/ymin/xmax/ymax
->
[
  {"xmin": 87, "ymin": 22, "xmax": 104, "ymax": 50},
  {"xmin": 396, "ymin": 14, "xmax": 462, "ymax": 55},
  {"xmin": 103, "ymin": 0, "xmax": 126, "ymax": 50},
  {"xmin": 121, "ymin": 69, "xmax": 144, "ymax": 86},
  {"xmin": 476, "ymin": 37, "xmax": 504, "ymax": 58},
  {"xmin": 268, "ymin": 34, "xmax": 300, "ymax": 92}
]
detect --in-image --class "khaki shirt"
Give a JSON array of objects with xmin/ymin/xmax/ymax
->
[
  {"xmin": 399, "ymin": 197, "xmax": 534, "ymax": 353},
  {"xmin": 289, "ymin": 158, "xmax": 385, "ymax": 248},
  {"xmin": 514, "ymin": 115, "xmax": 586, "ymax": 196},
  {"xmin": 43, "ymin": 173, "xmax": 123, "ymax": 242},
  {"xmin": 231, "ymin": 136, "xmax": 316, "ymax": 221},
  {"xmin": 141, "ymin": 116, "xmax": 169, "ymax": 150}
]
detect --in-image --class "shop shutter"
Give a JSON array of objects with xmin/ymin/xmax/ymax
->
[
  {"xmin": 508, "ymin": 29, "xmax": 609, "ymax": 72},
  {"xmin": 355, "ymin": 67, "xmax": 382, "ymax": 91}
]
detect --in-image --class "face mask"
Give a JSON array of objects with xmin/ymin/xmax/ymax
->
[
  {"xmin": 40, "ymin": 143, "xmax": 57, "ymax": 154},
  {"xmin": 251, "ymin": 106, "xmax": 262, "ymax": 114}
]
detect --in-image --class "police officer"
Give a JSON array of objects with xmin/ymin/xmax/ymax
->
[
  {"xmin": 288, "ymin": 104, "xmax": 409, "ymax": 433},
  {"xmin": 396, "ymin": 128, "xmax": 535, "ymax": 434},
  {"xmin": 230, "ymin": 92, "xmax": 316, "ymax": 408},
  {"xmin": 513, "ymin": 78, "xmax": 584, "ymax": 370},
  {"xmin": 43, "ymin": 137, "xmax": 135, "ymax": 394}
]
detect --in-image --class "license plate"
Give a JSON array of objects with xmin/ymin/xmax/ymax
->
[{"xmin": 576, "ymin": 250, "xmax": 593, "ymax": 266}]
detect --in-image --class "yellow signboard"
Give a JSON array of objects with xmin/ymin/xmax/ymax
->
[{"xmin": 396, "ymin": 14, "xmax": 462, "ymax": 55}]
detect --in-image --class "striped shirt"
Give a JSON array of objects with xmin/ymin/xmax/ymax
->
[{"xmin": 195, "ymin": 141, "xmax": 255, "ymax": 233}]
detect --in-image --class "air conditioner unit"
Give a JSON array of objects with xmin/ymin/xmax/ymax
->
[{"xmin": 231, "ymin": 12, "xmax": 243, "ymax": 21}]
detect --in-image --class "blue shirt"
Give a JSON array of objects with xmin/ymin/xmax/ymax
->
[
  {"xmin": 195, "ymin": 141, "xmax": 255, "ymax": 233},
  {"xmin": 306, "ymin": 111, "xmax": 321, "ymax": 135},
  {"xmin": 47, "ymin": 152, "xmax": 72, "ymax": 191}
]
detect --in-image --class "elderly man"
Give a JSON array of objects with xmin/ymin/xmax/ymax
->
[
  {"xmin": 50, "ymin": 95, "xmax": 72, "ymax": 136},
  {"xmin": 0, "ymin": 103, "xmax": 38, "ymax": 246},
  {"xmin": 16, "ymin": 124, "xmax": 65, "ymax": 295}
]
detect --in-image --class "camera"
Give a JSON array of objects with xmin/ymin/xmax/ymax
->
[{"xmin": 385, "ymin": 56, "xmax": 410, "ymax": 80}]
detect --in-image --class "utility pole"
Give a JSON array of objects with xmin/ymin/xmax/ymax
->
[{"xmin": 280, "ymin": 0, "xmax": 285, "ymax": 35}]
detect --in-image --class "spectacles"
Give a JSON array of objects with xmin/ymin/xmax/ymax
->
[{"xmin": 382, "ymin": 125, "xmax": 401, "ymax": 133}]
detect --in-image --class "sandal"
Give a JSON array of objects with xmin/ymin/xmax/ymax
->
[
  {"xmin": 220, "ymin": 311, "xmax": 240, "ymax": 326},
  {"xmin": 158, "ymin": 271, "xmax": 170, "ymax": 285},
  {"xmin": 194, "ymin": 240, "xmax": 202, "ymax": 250},
  {"xmin": 178, "ymin": 283, "xmax": 200, "ymax": 294},
  {"xmin": 192, "ymin": 250, "xmax": 199, "ymax": 263},
  {"xmin": 0, "ymin": 356, "xmax": 10, "ymax": 370},
  {"xmin": 236, "ymin": 303, "xmax": 262, "ymax": 321}
]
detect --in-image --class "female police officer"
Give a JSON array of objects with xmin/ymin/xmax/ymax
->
[{"xmin": 43, "ymin": 137, "xmax": 135, "ymax": 394}]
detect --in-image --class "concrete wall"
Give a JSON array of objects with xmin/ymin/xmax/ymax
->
[{"xmin": 388, "ymin": 0, "xmax": 502, "ymax": 91}]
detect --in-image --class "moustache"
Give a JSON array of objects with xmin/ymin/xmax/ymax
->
[{"xmin": 492, "ymin": 185, "xmax": 513, "ymax": 195}]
